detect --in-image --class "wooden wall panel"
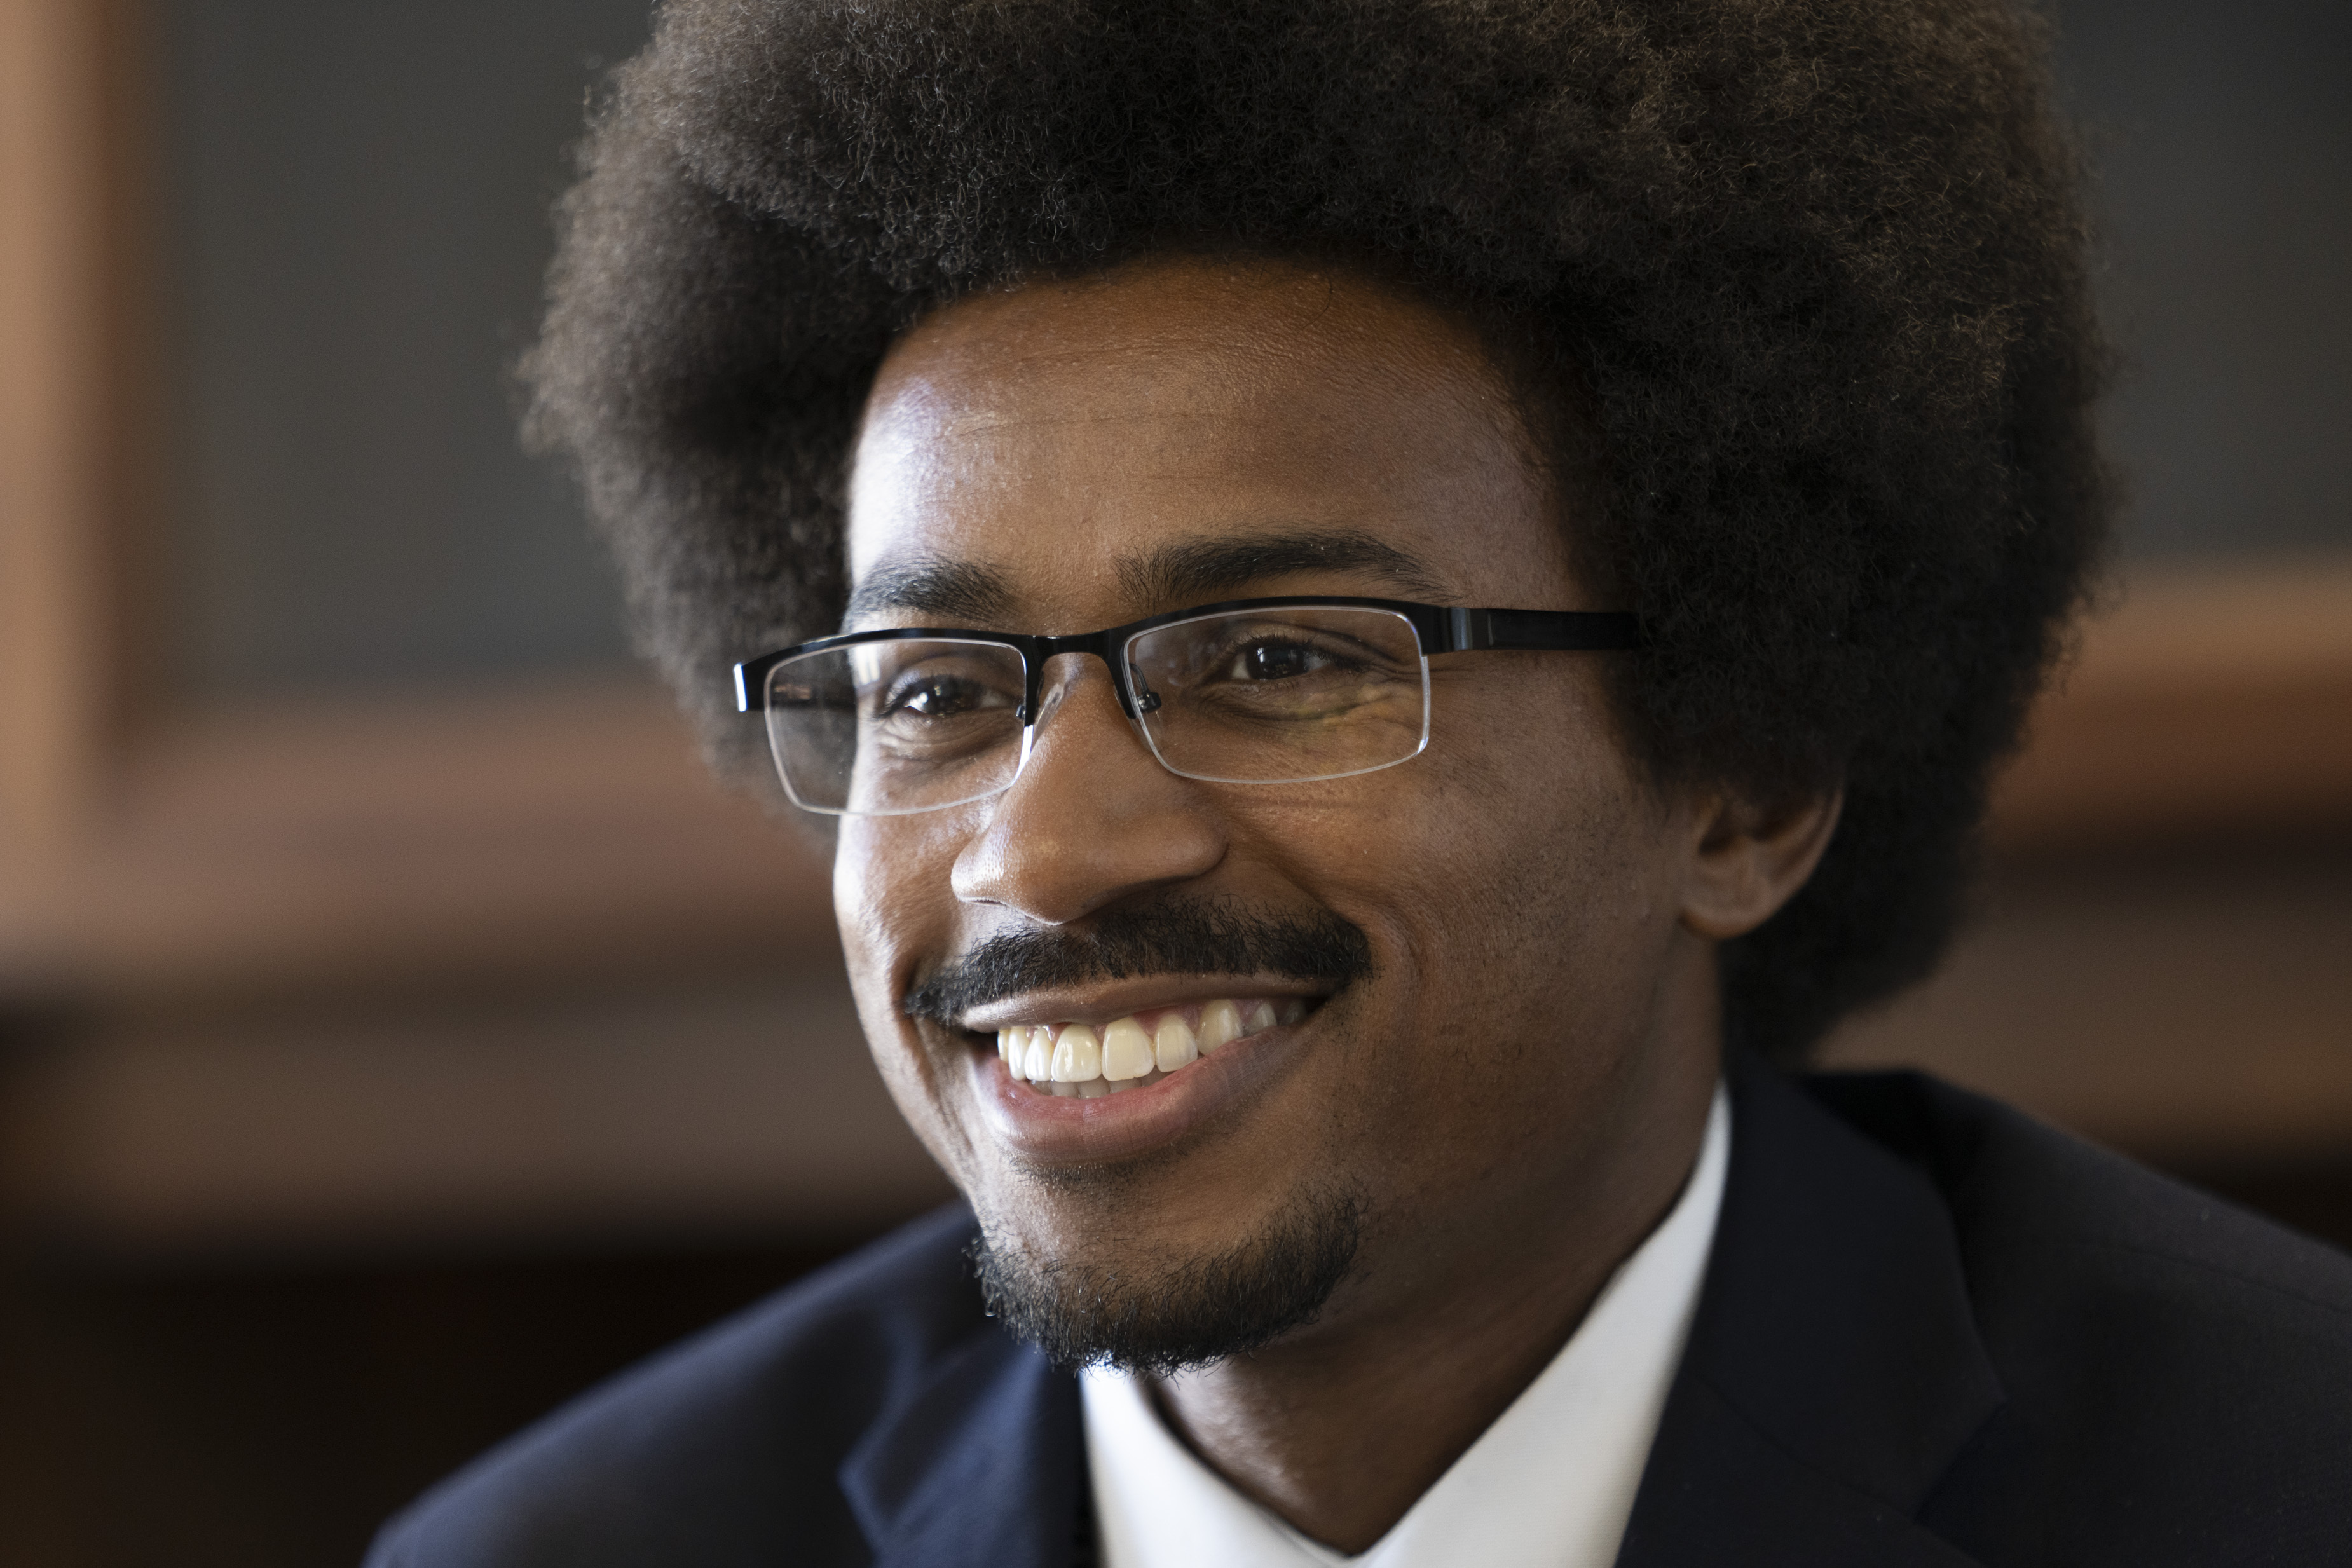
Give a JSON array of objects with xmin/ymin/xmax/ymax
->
[{"xmin": 0, "ymin": 0, "xmax": 115, "ymax": 871}]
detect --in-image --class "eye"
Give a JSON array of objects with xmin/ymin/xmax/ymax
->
[
  {"xmin": 1223, "ymin": 638, "xmax": 1341, "ymax": 683},
  {"xmin": 880, "ymin": 671, "xmax": 1015, "ymax": 718}
]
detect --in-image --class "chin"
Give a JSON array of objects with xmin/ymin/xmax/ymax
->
[{"xmin": 969, "ymin": 1176, "xmax": 1367, "ymax": 1375}]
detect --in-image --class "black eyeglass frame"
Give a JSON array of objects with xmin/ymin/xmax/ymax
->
[{"xmin": 730, "ymin": 596, "xmax": 1644, "ymax": 724}]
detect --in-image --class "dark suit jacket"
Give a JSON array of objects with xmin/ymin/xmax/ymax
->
[{"xmin": 367, "ymin": 1060, "xmax": 2352, "ymax": 1565}]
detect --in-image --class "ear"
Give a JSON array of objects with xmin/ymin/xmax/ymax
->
[{"xmin": 1677, "ymin": 787, "xmax": 1843, "ymax": 941}]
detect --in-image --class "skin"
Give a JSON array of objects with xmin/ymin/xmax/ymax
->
[{"xmin": 831, "ymin": 255, "xmax": 1838, "ymax": 1551}]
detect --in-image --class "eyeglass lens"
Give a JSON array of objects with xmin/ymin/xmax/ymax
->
[{"xmin": 763, "ymin": 606, "xmax": 1431, "ymax": 815}]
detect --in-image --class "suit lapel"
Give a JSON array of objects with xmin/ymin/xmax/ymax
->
[
  {"xmin": 840, "ymin": 1321, "xmax": 1086, "ymax": 1568},
  {"xmin": 1616, "ymin": 1059, "xmax": 2005, "ymax": 1567}
]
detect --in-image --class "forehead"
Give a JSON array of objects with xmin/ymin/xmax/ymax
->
[{"xmin": 844, "ymin": 257, "xmax": 1569, "ymax": 623}]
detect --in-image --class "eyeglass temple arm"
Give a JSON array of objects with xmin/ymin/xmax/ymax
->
[{"xmin": 1442, "ymin": 608, "xmax": 1645, "ymax": 653}]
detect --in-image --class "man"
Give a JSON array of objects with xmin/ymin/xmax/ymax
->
[{"xmin": 373, "ymin": 1, "xmax": 2352, "ymax": 1564}]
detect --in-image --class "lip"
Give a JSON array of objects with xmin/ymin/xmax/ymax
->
[
  {"xmin": 962, "ymin": 1011, "xmax": 1311, "ymax": 1166},
  {"xmin": 956, "ymin": 975, "xmax": 1329, "ymax": 1034}
]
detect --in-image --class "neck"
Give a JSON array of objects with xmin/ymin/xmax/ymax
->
[{"xmin": 1144, "ymin": 969, "xmax": 1720, "ymax": 1552}]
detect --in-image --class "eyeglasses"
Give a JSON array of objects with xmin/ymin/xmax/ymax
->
[{"xmin": 732, "ymin": 596, "xmax": 1642, "ymax": 817}]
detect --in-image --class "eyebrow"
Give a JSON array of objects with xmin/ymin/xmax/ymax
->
[
  {"xmin": 843, "ymin": 527, "xmax": 1449, "ymax": 632},
  {"xmin": 842, "ymin": 556, "xmax": 1019, "ymax": 628},
  {"xmin": 1114, "ymin": 529, "xmax": 1450, "ymax": 608}
]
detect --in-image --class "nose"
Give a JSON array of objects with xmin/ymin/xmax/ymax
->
[{"xmin": 950, "ymin": 655, "xmax": 1225, "ymax": 924}]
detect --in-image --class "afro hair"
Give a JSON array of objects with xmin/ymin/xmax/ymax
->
[{"xmin": 523, "ymin": 0, "xmax": 2111, "ymax": 1061}]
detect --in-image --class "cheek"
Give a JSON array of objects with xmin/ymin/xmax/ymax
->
[
  {"xmin": 1306, "ymin": 673, "xmax": 1674, "ymax": 1087},
  {"xmin": 832, "ymin": 815, "xmax": 968, "ymax": 992},
  {"xmin": 830, "ymin": 819, "xmax": 901, "ymax": 1028},
  {"xmin": 831, "ymin": 816, "xmax": 978, "ymax": 1152}
]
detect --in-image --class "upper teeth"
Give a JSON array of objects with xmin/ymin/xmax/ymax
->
[{"xmin": 995, "ymin": 997, "xmax": 1305, "ymax": 1098}]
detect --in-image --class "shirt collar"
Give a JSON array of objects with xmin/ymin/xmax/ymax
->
[{"xmin": 1082, "ymin": 1081, "xmax": 1732, "ymax": 1568}]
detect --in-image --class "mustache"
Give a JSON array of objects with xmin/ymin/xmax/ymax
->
[{"xmin": 902, "ymin": 896, "xmax": 1374, "ymax": 1026}]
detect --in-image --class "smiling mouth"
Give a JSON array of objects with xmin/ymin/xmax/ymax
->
[{"xmin": 990, "ymin": 997, "xmax": 1312, "ymax": 1099}]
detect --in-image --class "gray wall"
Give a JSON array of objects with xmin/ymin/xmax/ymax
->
[
  {"xmin": 159, "ymin": 0, "xmax": 2352, "ymax": 702},
  {"xmin": 162, "ymin": 0, "xmax": 651, "ymax": 700},
  {"xmin": 2058, "ymin": 0, "xmax": 2352, "ymax": 560}
]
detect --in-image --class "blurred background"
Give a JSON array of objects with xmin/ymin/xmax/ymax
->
[{"xmin": 1, "ymin": 0, "xmax": 2347, "ymax": 1561}]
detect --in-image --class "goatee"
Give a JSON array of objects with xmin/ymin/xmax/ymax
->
[{"xmin": 969, "ymin": 1182, "xmax": 1365, "ymax": 1375}]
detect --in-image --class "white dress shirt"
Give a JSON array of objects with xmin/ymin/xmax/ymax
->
[{"xmin": 1081, "ymin": 1082, "xmax": 1730, "ymax": 1568}]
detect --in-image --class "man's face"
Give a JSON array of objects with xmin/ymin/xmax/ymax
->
[{"xmin": 834, "ymin": 257, "xmax": 1713, "ymax": 1365}]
